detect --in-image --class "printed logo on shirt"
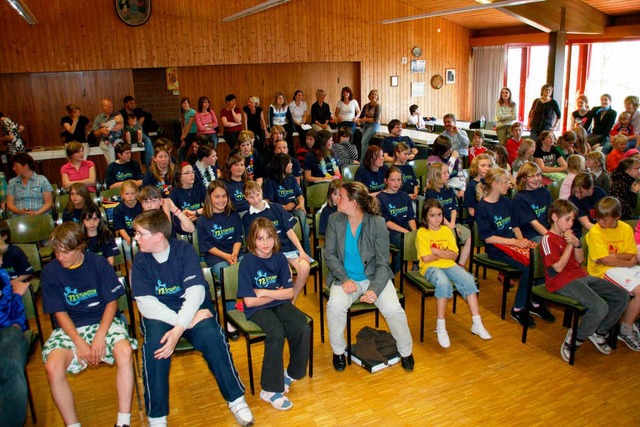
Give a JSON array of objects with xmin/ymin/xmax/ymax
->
[
  {"xmin": 387, "ymin": 203, "xmax": 408, "ymax": 217},
  {"xmin": 155, "ymin": 279, "xmax": 181, "ymax": 296},
  {"xmin": 277, "ymin": 185, "xmax": 295, "ymax": 199},
  {"xmin": 531, "ymin": 203, "xmax": 547, "ymax": 219},
  {"xmin": 233, "ymin": 189, "xmax": 245, "ymax": 202},
  {"xmin": 124, "ymin": 215, "xmax": 134, "ymax": 229},
  {"xmin": 254, "ymin": 270, "xmax": 278, "ymax": 288},
  {"xmin": 64, "ymin": 286, "xmax": 98, "ymax": 306},
  {"xmin": 212, "ymin": 224, "xmax": 235, "ymax": 240},
  {"xmin": 116, "ymin": 171, "xmax": 134, "ymax": 181},
  {"xmin": 370, "ymin": 182, "xmax": 385, "ymax": 192},
  {"xmin": 180, "ymin": 201, "xmax": 202, "ymax": 211},
  {"xmin": 493, "ymin": 215, "xmax": 511, "ymax": 231},
  {"xmin": 438, "ymin": 196, "xmax": 454, "ymax": 208}
]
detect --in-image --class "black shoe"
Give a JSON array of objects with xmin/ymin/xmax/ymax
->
[
  {"xmin": 401, "ymin": 354, "xmax": 414, "ymax": 371},
  {"xmin": 530, "ymin": 303, "xmax": 556, "ymax": 322},
  {"xmin": 510, "ymin": 308, "xmax": 536, "ymax": 328},
  {"xmin": 332, "ymin": 354, "xmax": 346, "ymax": 371},
  {"xmin": 226, "ymin": 330, "xmax": 240, "ymax": 341}
]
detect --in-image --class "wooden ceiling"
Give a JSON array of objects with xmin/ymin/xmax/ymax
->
[{"xmin": 397, "ymin": 0, "xmax": 640, "ymax": 31}]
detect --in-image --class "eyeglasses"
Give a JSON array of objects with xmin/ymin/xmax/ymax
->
[{"xmin": 142, "ymin": 198, "xmax": 160, "ymax": 205}]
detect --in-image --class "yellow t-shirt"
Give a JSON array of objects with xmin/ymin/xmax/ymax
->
[
  {"xmin": 416, "ymin": 226, "xmax": 458, "ymax": 276},
  {"xmin": 586, "ymin": 221, "xmax": 637, "ymax": 278}
]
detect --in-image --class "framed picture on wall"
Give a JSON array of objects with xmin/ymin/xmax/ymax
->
[
  {"xmin": 445, "ymin": 69, "xmax": 456, "ymax": 84},
  {"xmin": 390, "ymin": 76, "xmax": 399, "ymax": 87},
  {"xmin": 411, "ymin": 82, "xmax": 425, "ymax": 97},
  {"xmin": 116, "ymin": 0, "xmax": 152, "ymax": 26},
  {"xmin": 410, "ymin": 60, "xmax": 426, "ymax": 73}
]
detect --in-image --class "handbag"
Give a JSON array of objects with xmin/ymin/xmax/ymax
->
[{"xmin": 494, "ymin": 240, "xmax": 538, "ymax": 265}]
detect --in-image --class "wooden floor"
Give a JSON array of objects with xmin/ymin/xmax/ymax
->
[{"xmin": 25, "ymin": 270, "xmax": 640, "ymax": 426}]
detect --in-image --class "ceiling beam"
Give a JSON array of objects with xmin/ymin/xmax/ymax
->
[{"xmin": 500, "ymin": 0, "xmax": 609, "ymax": 34}]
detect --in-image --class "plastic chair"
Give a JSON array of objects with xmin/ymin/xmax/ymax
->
[
  {"xmin": 22, "ymin": 282, "xmax": 42, "ymax": 423},
  {"xmin": 341, "ymin": 164, "xmax": 359, "ymax": 183},
  {"xmin": 7, "ymin": 214, "xmax": 55, "ymax": 262},
  {"xmin": 219, "ymin": 262, "xmax": 313, "ymax": 395},
  {"xmin": 292, "ymin": 220, "xmax": 319, "ymax": 294}
]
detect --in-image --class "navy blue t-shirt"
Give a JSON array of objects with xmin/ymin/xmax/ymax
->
[
  {"xmin": 513, "ymin": 187, "xmax": 552, "ymax": 240},
  {"xmin": 263, "ymin": 176, "xmax": 302, "ymax": 207},
  {"xmin": 237, "ymin": 251, "xmax": 292, "ymax": 319},
  {"xmin": 113, "ymin": 202, "xmax": 143, "ymax": 237},
  {"xmin": 242, "ymin": 203, "xmax": 297, "ymax": 252},
  {"xmin": 142, "ymin": 170, "xmax": 172, "ymax": 198},
  {"xmin": 381, "ymin": 136, "xmax": 416, "ymax": 156},
  {"xmin": 106, "ymin": 161, "xmax": 143, "ymax": 188},
  {"xmin": 197, "ymin": 211, "xmax": 244, "ymax": 266},
  {"xmin": 223, "ymin": 179, "xmax": 249, "ymax": 213},
  {"xmin": 354, "ymin": 165, "xmax": 388, "ymax": 193},
  {"xmin": 395, "ymin": 163, "xmax": 418, "ymax": 195},
  {"xmin": 0, "ymin": 244, "xmax": 33, "ymax": 279},
  {"xmin": 463, "ymin": 179, "xmax": 483, "ymax": 214},
  {"xmin": 62, "ymin": 208, "xmax": 83, "ymax": 224},
  {"xmin": 425, "ymin": 186, "xmax": 458, "ymax": 222},
  {"xmin": 169, "ymin": 184, "xmax": 206, "ymax": 234},
  {"xmin": 87, "ymin": 235, "xmax": 119, "ymax": 260},
  {"xmin": 319, "ymin": 205, "xmax": 337, "ymax": 236},
  {"xmin": 377, "ymin": 191, "xmax": 415, "ymax": 230},
  {"xmin": 131, "ymin": 239, "xmax": 211, "ymax": 313},
  {"xmin": 476, "ymin": 196, "xmax": 517, "ymax": 259},
  {"xmin": 568, "ymin": 186, "xmax": 607, "ymax": 237},
  {"xmin": 303, "ymin": 152, "xmax": 340, "ymax": 178},
  {"xmin": 42, "ymin": 252, "xmax": 123, "ymax": 328}
]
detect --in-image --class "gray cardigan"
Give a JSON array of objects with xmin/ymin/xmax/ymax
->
[{"xmin": 324, "ymin": 211, "xmax": 393, "ymax": 296}]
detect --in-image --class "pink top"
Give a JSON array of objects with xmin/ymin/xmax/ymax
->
[
  {"xmin": 61, "ymin": 160, "xmax": 96, "ymax": 192},
  {"xmin": 195, "ymin": 110, "xmax": 218, "ymax": 135}
]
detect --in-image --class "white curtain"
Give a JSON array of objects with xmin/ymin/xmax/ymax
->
[{"xmin": 472, "ymin": 46, "xmax": 506, "ymax": 125}]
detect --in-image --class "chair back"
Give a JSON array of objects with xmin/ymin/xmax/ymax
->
[
  {"xmin": 220, "ymin": 262, "xmax": 241, "ymax": 307},
  {"xmin": 14, "ymin": 243, "xmax": 42, "ymax": 274},
  {"xmin": 314, "ymin": 211, "xmax": 324, "ymax": 240},
  {"xmin": 99, "ymin": 187, "xmax": 121, "ymax": 201},
  {"xmin": 408, "ymin": 159, "xmax": 428, "ymax": 181},
  {"xmin": 472, "ymin": 221, "xmax": 485, "ymax": 249},
  {"xmin": 401, "ymin": 229, "xmax": 419, "ymax": 263},
  {"xmin": 116, "ymin": 276, "xmax": 138, "ymax": 341},
  {"xmin": 305, "ymin": 181, "xmax": 329, "ymax": 211},
  {"xmin": 341, "ymin": 164, "xmax": 359, "ymax": 183},
  {"xmin": 7, "ymin": 214, "xmax": 55, "ymax": 244},
  {"xmin": 113, "ymin": 237, "xmax": 126, "ymax": 273},
  {"xmin": 547, "ymin": 180, "xmax": 562, "ymax": 201}
]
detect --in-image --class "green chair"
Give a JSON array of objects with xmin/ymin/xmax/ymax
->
[
  {"xmin": 14, "ymin": 243, "xmax": 44, "ymax": 346},
  {"xmin": 341, "ymin": 164, "xmax": 359, "ymax": 183},
  {"xmin": 408, "ymin": 159, "xmax": 428, "ymax": 192},
  {"xmin": 99, "ymin": 187, "xmax": 121, "ymax": 201},
  {"xmin": 219, "ymin": 262, "xmax": 313, "ymax": 395},
  {"xmin": 176, "ymin": 228, "xmax": 200, "ymax": 259},
  {"xmin": 7, "ymin": 214, "xmax": 55, "ymax": 262},
  {"xmin": 547, "ymin": 179, "xmax": 562, "ymax": 201},
  {"xmin": 305, "ymin": 181, "xmax": 329, "ymax": 252},
  {"xmin": 22, "ymin": 282, "xmax": 42, "ymax": 423},
  {"xmin": 293, "ymin": 220, "xmax": 319, "ymax": 294},
  {"xmin": 468, "ymin": 222, "xmax": 522, "ymax": 319}
]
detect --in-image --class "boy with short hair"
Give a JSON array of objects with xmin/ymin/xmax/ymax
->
[
  {"xmin": 382, "ymin": 119, "xmax": 417, "ymax": 163},
  {"xmin": 505, "ymin": 122, "xmax": 523, "ymax": 165},
  {"xmin": 606, "ymin": 134, "xmax": 628, "ymax": 172},
  {"xmin": 541, "ymin": 199, "xmax": 628, "ymax": 362},
  {"xmin": 586, "ymin": 196, "xmax": 640, "ymax": 351},
  {"xmin": 124, "ymin": 114, "xmax": 144, "ymax": 147},
  {"xmin": 131, "ymin": 210, "xmax": 254, "ymax": 427}
]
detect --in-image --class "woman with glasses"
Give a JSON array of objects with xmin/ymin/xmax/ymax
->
[
  {"xmin": 169, "ymin": 162, "xmax": 206, "ymax": 235},
  {"xmin": 139, "ymin": 186, "xmax": 194, "ymax": 235}
]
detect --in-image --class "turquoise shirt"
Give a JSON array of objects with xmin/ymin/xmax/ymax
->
[{"xmin": 344, "ymin": 221, "xmax": 367, "ymax": 281}]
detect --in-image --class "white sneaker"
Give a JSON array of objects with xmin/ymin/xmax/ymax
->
[
  {"xmin": 587, "ymin": 333, "xmax": 612, "ymax": 355},
  {"xmin": 471, "ymin": 321, "xmax": 492, "ymax": 340},
  {"xmin": 228, "ymin": 396, "xmax": 254, "ymax": 426},
  {"xmin": 435, "ymin": 327, "xmax": 450, "ymax": 348}
]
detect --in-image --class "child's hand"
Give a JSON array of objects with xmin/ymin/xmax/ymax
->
[
  {"xmin": 512, "ymin": 238, "xmax": 530, "ymax": 249},
  {"xmin": 563, "ymin": 230, "xmax": 579, "ymax": 247}
]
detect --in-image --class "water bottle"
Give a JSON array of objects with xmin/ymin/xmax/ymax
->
[{"xmin": 480, "ymin": 115, "xmax": 486, "ymax": 129}]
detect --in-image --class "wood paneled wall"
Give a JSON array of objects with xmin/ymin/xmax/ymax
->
[
  {"xmin": 0, "ymin": 0, "xmax": 471, "ymax": 146},
  {"xmin": 0, "ymin": 70, "xmax": 133, "ymax": 149}
]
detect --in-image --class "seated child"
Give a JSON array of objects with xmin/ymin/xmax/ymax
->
[
  {"xmin": 332, "ymin": 126, "xmax": 359, "ymax": 168},
  {"xmin": 557, "ymin": 130, "xmax": 576, "ymax": 159},
  {"xmin": 318, "ymin": 179, "xmax": 341, "ymax": 236},
  {"xmin": 124, "ymin": 114, "xmax": 143, "ymax": 147},
  {"xmin": 428, "ymin": 135, "xmax": 465, "ymax": 195},
  {"xmin": 376, "ymin": 167, "xmax": 417, "ymax": 274},
  {"xmin": 0, "ymin": 219, "xmax": 33, "ymax": 289},
  {"xmin": 610, "ymin": 111, "xmax": 635, "ymax": 142},
  {"xmin": 382, "ymin": 119, "xmax": 417, "ymax": 163},
  {"xmin": 238, "ymin": 218, "xmax": 310, "ymax": 410},
  {"xmin": 463, "ymin": 153, "xmax": 495, "ymax": 220},
  {"xmin": 425, "ymin": 162, "xmax": 471, "ymax": 266},
  {"xmin": 42, "ymin": 222, "xmax": 135, "ymax": 427},
  {"xmin": 81, "ymin": 204, "xmax": 119, "ymax": 266},
  {"xmin": 559, "ymin": 154, "xmax": 585, "ymax": 200},
  {"xmin": 585, "ymin": 151, "xmax": 610, "ymax": 193},
  {"xmin": 468, "ymin": 130, "xmax": 487, "ymax": 163},
  {"xmin": 586, "ymin": 196, "xmax": 640, "ymax": 351},
  {"xmin": 505, "ymin": 122, "xmax": 523, "ymax": 165},
  {"xmin": 606, "ymin": 134, "xmax": 628, "ymax": 172},
  {"xmin": 392, "ymin": 142, "xmax": 419, "ymax": 199},
  {"xmin": 533, "ymin": 131, "xmax": 567, "ymax": 182},
  {"xmin": 416, "ymin": 199, "xmax": 491, "ymax": 348},
  {"xmin": 513, "ymin": 162, "xmax": 553, "ymax": 245},
  {"xmin": 131, "ymin": 209, "xmax": 254, "ymax": 426},
  {"xmin": 295, "ymin": 130, "xmax": 316, "ymax": 165},
  {"xmin": 112, "ymin": 180, "xmax": 143, "ymax": 259},
  {"xmin": 567, "ymin": 173, "xmax": 606, "ymax": 238},
  {"xmin": 541, "ymin": 199, "xmax": 628, "ymax": 362},
  {"xmin": 511, "ymin": 138, "xmax": 535, "ymax": 175},
  {"xmin": 242, "ymin": 181, "xmax": 311, "ymax": 300},
  {"xmin": 609, "ymin": 157, "xmax": 640, "ymax": 220},
  {"xmin": 62, "ymin": 182, "xmax": 97, "ymax": 224},
  {"xmin": 106, "ymin": 142, "xmax": 143, "ymax": 189}
]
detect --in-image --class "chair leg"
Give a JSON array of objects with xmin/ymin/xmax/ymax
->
[
  {"xmin": 452, "ymin": 292, "xmax": 458, "ymax": 314},
  {"xmin": 132, "ymin": 351, "xmax": 142, "ymax": 411},
  {"xmin": 562, "ymin": 309, "xmax": 572, "ymax": 328},
  {"xmin": 319, "ymin": 293, "xmax": 325, "ymax": 343},
  {"xmin": 246, "ymin": 338, "xmax": 255, "ymax": 395},
  {"xmin": 374, "ymin": 311, "xmax": 380, "ymax": 328},
  {"xmin": 569, "ymin": 311, "xmax": 581, "ymax": 366},
  {"xmin": 608, "ymin": 323, "xmax": 620, "ymax": 350},
  {"xmin": 420, "ymin": 293, "xmax": 426, "ymax": 343},
  {"xmin": 25, "ymin": 368, "xmax": 36, "ymax": 423},
  {"xmin": 308, "ymin": 318, "xmax": 313, "ymax": 378},
  {"xmin": 501, "ymin": 276, "xmax": 510, "ymax": 320},
  {"xmin": 346, "ymin": 310, "xmax": 352, "ymax": 365}
]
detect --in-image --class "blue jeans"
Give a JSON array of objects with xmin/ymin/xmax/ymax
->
[
  {"xmin": 555, "ymin": 276, "xmax": 629, "ymax": 341},
  {"xmin": 360, "ymin": 122, "xmax": 380, "ymax": 163},
  {"xmin": 203, "ymin": 133, "xmax": 219, "ymax": 149},
  {"xmin": 140, "ymin": 312, "xmax": 245, "ymax": 418},
  {"xmin": 425, "ymin": 264, "xmax": 478, "ymax": 299},
  {"xmin": 249, "ymin": 303, "xmax": 309, "ymax": 392},
  {"xmin": 291, "ymin": 208, "xmax": 311, "ymax": 255},
  {"xmin": 491, "ymin": 251, "xmax": 529, "ymax": 309},
  {"xmin": 0, "ymin": 326, "xmax": 28, "ymax": 427},
  {"xmin": 142, "ymin": 133, "xmax": 154, "ymax": 168}
]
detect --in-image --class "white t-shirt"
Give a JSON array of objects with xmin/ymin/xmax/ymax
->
[
  {"xmin": 288, "ymin": 101, "xmax": 308, "ymax": 123},
  {"xmin": 336, "ymin": 100, "xmax": 360, "ymax": 122}
]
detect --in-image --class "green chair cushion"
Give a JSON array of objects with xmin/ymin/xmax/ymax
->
[
  {"xmin": 405, "ymin": 271, "xmax": 436, "ymax": 294},
  {"xmin": 228, "ymin": 310, "xmax": 267, "ymax": 337},
  {"xmin": 474, "ymin": 253, "xmax": 522, "ymax": 273},
  {"xmin": 532, "ymin": 284, "xmax": 585, "ymax": 310}
]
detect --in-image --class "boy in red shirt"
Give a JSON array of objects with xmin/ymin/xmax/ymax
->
[
  {"xmin": 505, "ymin": 122, "xmax": 523, "ymax": 165},
  {"xmin": 606, "ymin": 134, "xmax": 628, "ymax": 172},
  {"xmin": 540, "ymin": 199, "xmax": 628, "ymax": 363}
]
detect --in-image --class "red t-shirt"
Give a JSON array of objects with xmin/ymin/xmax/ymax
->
[
  {"xmin": 506, "ymin": 137, "xmax": 522, "ymax": 165},
  {"xmin": 540, "ymin": 231, "xmax": 587, "ymax": 292},
  {"xmin": 606, "ymin": 149, "xmax": 625, "ymax": 173}
]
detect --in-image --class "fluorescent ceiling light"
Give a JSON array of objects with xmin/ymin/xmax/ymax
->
[
  {"xmin": 475, "ymin": 0, "xmax": 493, "ymax": 4},
  {"xmin": 223, "ymin": 0, "xmax": 290, "ymax": 23},
  {"xmin": 6, "ymin": 0, "xmax": 38, "ymax": 24},
  {"xmin": 380, "ymin": 0, "xmax": 545, "ymax": 24}
]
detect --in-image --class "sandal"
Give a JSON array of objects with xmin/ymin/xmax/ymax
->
[{"xmin": 260, "ymin": 390, "xmax": 293, "ymax": 410}]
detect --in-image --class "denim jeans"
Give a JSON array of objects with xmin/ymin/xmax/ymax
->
[
  {"xmin": 142, "ymin": 133, "xmax": 154, "ymax": 168},
  {"xmin": 425, "ymin": 264, "xmax": 478, "ymax": 299},
  {"xmin": 291, "ymin": 208, "xmax": 311, "ymax": 255},
  {"xmin": 326, "ymin": 279, "xmax": 413, "ymax": 357},
  {"xmin": 491, "ymin": 251, "xmax": 529, "ymax": 309},
  {"xmin": 555, "ymin": 276, "xmax": 629, "ymax": 341},
  {"xmin": 140, "ymin": 312, "xmax": 245, "ymax": 418},
  {"xmin": 0, "ymin": 326, "xmax": 28, "ymax": 427},
  {"xmin": 360, "ymin": 122, "xmax": 380, "ymax": 163},
  {"xmin": 249, "ymin": 303, "xmax": 309, "ymax": 392}
]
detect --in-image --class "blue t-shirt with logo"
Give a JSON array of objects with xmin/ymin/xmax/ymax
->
[
  {"xmin": 113, "ymin": 202, "xmax": 143, "ymax": 237},
  {"xmin": 197, "ymin": 211, "xmax": 244, "ymax": 266},
  {"xmin": 223, "ymin": 179, "xmax": 249, "ymax": 213},
  {"xmin": 263, "ymin": 176, "xmax": 302, "ymax": 207},
  {"xmin": 395, "ymin": 163, "xmax": 418, "ymax": 195},
  {"xmin": 377, "ymin": 191, "xmax": 415, "ymax": 230},
  {"xmin": 242, "ymin": 203, "xmax": 297, "ymax": 252},
  {"xmin": 1, "ymin": 244, "xmax": 33, "ymax": 280},
  {"xmin": 237, "ymin": 251, "xmax": 292, "ymax": 319},
  {"xmin": 381, "ymin": 135, "xmax": 416, "ymax": 156},
  {"xmin": 476, "ymin": 196, "xmax": 516, "ymax": 259},
  {"xmin": 513, "ymin": 187, "xmax": 552, "ymax": 240},
  {"xmin": 169, "ymin": 183, "xmax": 206, "ymax": 235},
  {"xmin": 87, "ymin": 235, "xmax": 119, "ymax": 260},
  {"xmin": 42, "ymin": 252, "xmax": 123, "ymax": 328},
  {"xmin": 425, "ymin": 186, "xmax": 458, "ymax": 222},
  {"xmin": 131, "ymin": 239, "xmax": 210, "ymax": 313},
  {"xmin": 354, "ymin": 165, "xmax": 388, "ymax": 193}
]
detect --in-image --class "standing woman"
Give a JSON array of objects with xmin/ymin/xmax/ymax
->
[
  {"xmin": 334, "ymin": 87, "xmax": 360, "ymax": 134},
  {"xmin": 195, "ymin": 96, "xmax": 219, "ymax": 149},
  {"xmin": 587, "ymin": 94, "xmax": 617, "ymax": 154},
  {"xmin": 495, "ymin": 88, "xmax": 517, "ymax": 145},
  {"xmin": 243, "ymin": 96, "xmax": 268, "ymax": 153},
  {"xmin": 288, "ymin": 90, "xmax": 308, "ymax": 145},
  {"xmin": 310, "ymin": 89, "xmax": 332, "ymax": 133},
  {"xmin": 324, "ymin": 182, "xmax": 414, "ymax": 371},
  {"xmin": 60, "ymin": 104, "xmax": 90, "ymax": 147},
  {"xmin": 356, "ymin": 89, "xmax": 381, "ymax": 163},
  {"xmin": 179, "ymin": 97, "xmax": 197, "ymax": 161},
  {"xmin": 527, "ymin": 84, "xmax": 561, "ymax": 141}
]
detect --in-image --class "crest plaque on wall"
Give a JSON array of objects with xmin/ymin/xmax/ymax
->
[{"xmin": 116, "ymin": 0, "xmax": 151, "ymax": 26}]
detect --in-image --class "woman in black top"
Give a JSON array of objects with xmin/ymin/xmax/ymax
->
[
  {"xmin": 60, "ymin": 104, "xmax": 90, "ymax": 143},
  {"xmin": 528, "ymin": 84, "xmax": 561, "ymax": 141},
  {"xmin": 311, "ymin": 89, "xmax": 332, "ymax": 133},
  {"xmin": 242, "ymin": 96, "xmax": 268, "ymax": 152},
  {"xmin": 588, "ymin": 94, "xmax": 617, "ymax": 154}
]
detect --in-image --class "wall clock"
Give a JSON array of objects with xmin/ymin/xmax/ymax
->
[
  {"xmin": 116, "ymin": 0, "xmax": 152, "ymax": 26},
  {"xmin": 412, "ymin": 46, "xmax": 422, "ymax": 58},
  {"xmin": 430, "ymin": 74, "xmax": 444, "ymax": 89}
]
